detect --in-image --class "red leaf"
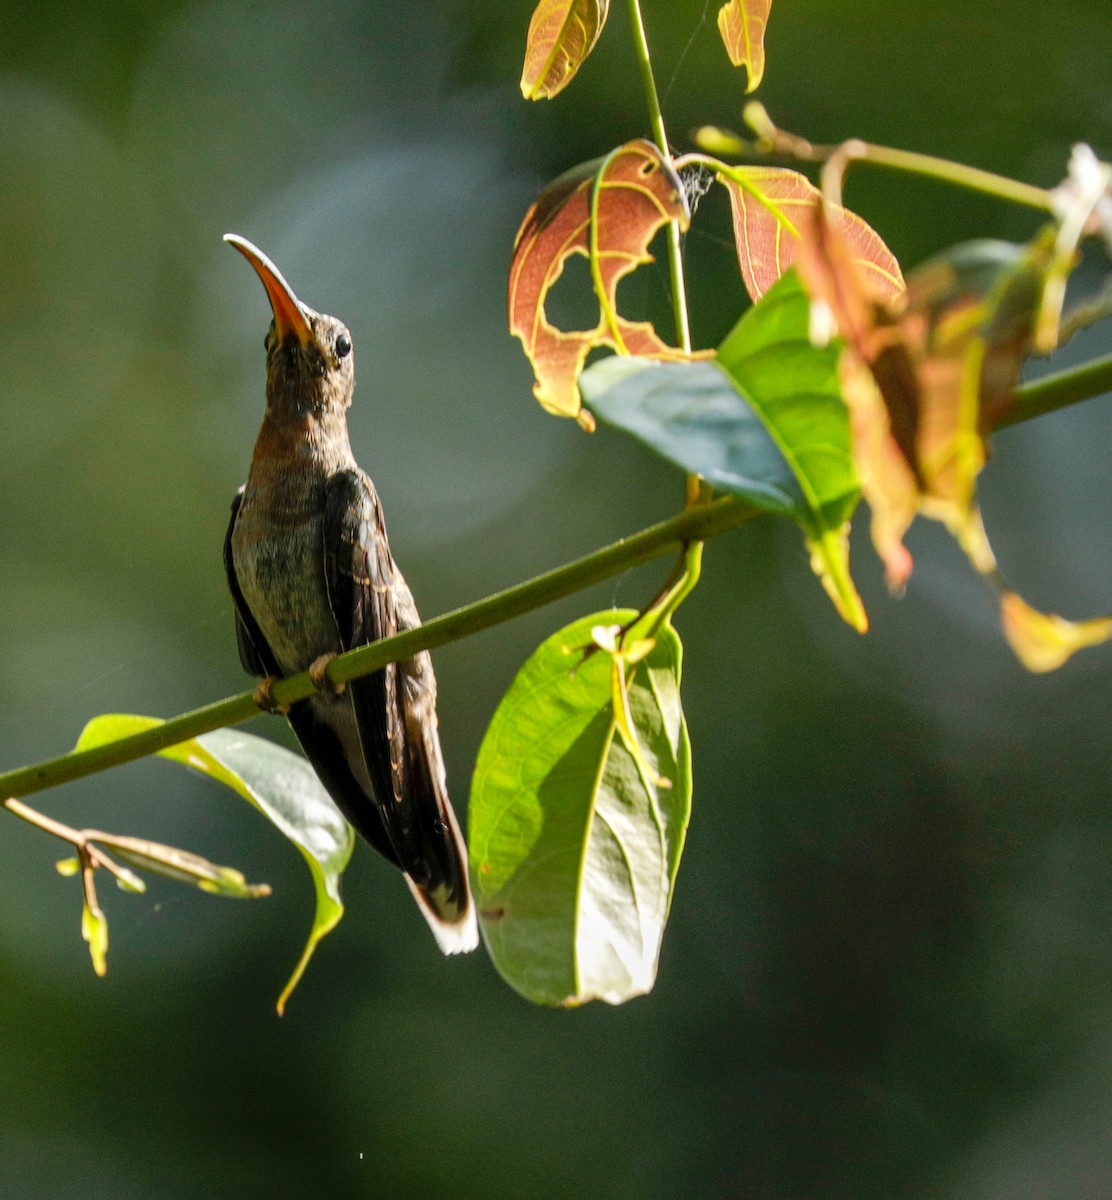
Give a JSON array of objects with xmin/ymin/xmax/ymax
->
[
  {"xmin": 508, "ymin": 140, "xmax": 697, "ymax": 424},
  {"xmin": 718, "ymin": 166, "xmax": 904, "ymax": 303}
]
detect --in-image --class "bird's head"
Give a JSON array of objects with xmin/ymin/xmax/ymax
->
[{"xmin": 225, "ymin": 233, "xmax": 355, "ymax": 421}]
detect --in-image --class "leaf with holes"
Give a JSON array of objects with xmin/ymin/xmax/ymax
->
[
  {"xmin": 470, "ymin": 611, "xmax": 691, "ymax": 1007},
  {"xmin": 520, "ymin": 0, "xmax": 610, "ymax": 100},
  {"xmin": 713, "ymin": 164, "xmax": 903, "ymax": 303},
  {"xmin": 508, "ymin": 139, "xmax": 699, "ymax": 426},
  {"xmin": 716, "ymin": 0, "xmax": 772, "ymax": 92},
  {"xmin": 76, "ymin": 715, "xmax": 354, "ymax": 1013},
  {"xmin": 581, "ymin": 269, "xmax": 867, "ymax": 631}
]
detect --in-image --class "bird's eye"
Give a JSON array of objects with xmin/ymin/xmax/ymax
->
[{"xmin": 335, "ymin": 332, "xmax": 352, "ymax": 359}]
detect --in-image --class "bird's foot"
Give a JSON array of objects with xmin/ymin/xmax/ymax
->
[
  {"xmin": 309, "ymin": 653, "xmax": 346, "ymax": 696},
  {"xmin": 253, "ymin": 675, "xmax": 290, "ymax": 715}
]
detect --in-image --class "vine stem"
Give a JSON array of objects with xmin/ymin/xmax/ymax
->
[
  {"xmin": 1001, "ymin": 351, "xmax": 1112, "ymax": 427},
  {"xmin": 742, "ymin": 102, "xmax": 1055, "ymax": 213},
  {"xmin": 625, "ymin": 0, "xmax": 703, "ymax": 619},
  {"xmin": 626, "ymin": 0, "xmax": 692, "ymax": 354},
  {"xmin": 3, "ymin": 796, "xmax": 142, "ymax": 892}
]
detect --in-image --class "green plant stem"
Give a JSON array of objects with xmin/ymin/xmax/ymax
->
[
  {"xmin": 4, "ymin": 795, "xmax": 84, "ymax": 843},
  {"xmin": 2, "ymin": 796, "xmax": 141, "ymax": 891},
  {"xmin": 626, "ymin": 0, "xmax": 691, "ymax": 354},
  {"xmin": 741, "ymin": 102, "xmax": 1054, "ymax": 213},
  {"xmin": 826, "ymin": 138, "xmax": 1054, "ymax": 213},
  {"xmin": 1000, "ymin": 352, "xmax": 1112, "ymax": 428},
  {"xmin": 0, "ymin": 496, "xmax": 758, "ymax": 804}
]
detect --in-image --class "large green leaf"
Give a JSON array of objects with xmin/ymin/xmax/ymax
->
[
  {"xmin": 469, "ymin": 611, "xmax": 691, "ymax": 1007},
  {"xmin": 580, "ymin": 269, "xmax": 866, "ymax": 630},
  {"xmin": 76, "ymin": 715, "xmax": 354, "ymax": 1013}
]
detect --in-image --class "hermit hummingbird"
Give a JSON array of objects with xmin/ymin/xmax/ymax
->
[{"xmin": 223, "ymin": 233, "xmax": 478, "ymax": 955}]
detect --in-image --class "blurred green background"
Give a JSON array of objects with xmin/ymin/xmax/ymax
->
[{"xmin": 2, "ymin": 1, "xmax": 1111, "ymax": 1196}]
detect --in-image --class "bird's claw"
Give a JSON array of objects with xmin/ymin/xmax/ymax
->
[
  {"xmin": 252, "ymin": 675, "xmax": 290, "ymax": 715},
  {"xmin": 309, "ymin": 653, "xmax": 346, "ymax": 696}
]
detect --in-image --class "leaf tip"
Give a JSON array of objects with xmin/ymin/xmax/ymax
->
[
  {"xmin": 808, "ymin": 528, "xmax": 868, "ymax": 633},
  {"xmin": 1000, "ymin": 592, "xmax": 1112, "ymax": 673},
  {"xmin": 81, "ymin": 901, "xmax": 109, "ymax": 978}
]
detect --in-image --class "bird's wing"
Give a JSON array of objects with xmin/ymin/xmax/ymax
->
[
  {"xmin": 322, "ymin": 469, "xmax": 476, "ymax": 951},
  {"xmin": 226, "ymin": 488, "xmax": 402, "ymax": 867},
  {"xmin": 224, "ymin": 488, "xmax": 278, "ymax": 678}
]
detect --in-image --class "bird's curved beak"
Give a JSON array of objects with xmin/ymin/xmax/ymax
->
[{"xmin": 224, "ymin": 233, "xmax": 313, "ymax": 348}]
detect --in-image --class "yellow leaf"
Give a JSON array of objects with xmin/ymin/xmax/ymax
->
[
  {"xmin": 717, "ymin": 0, "xmax": 773, "ymax": 92},
  {"xmin": 82, "ymin": 899, "xmax": 109, "ymax": 978},
  {"xmin": 1000, "ymin": 592, "xmax": 1112, "ymax": 673},
  {"xmin": 520, "ymin": 0, "xmax": 610, "ymax": 100}
]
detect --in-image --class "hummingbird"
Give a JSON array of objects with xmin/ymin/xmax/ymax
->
[{"xmin": 223, "ymin": 233, "xmax": 478, "ymax": 955}]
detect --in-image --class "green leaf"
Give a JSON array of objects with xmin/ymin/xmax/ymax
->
[
  {"xmin": 75, "ymin": 715, "xmax": 355, "ymax": 1014},
  {"xmin": 82, "ymin": 895, "xmax": 108, "ymax": 978},
  {"xmin": 469, "ymin": 611, "xmax": 691, "ymax": 1007},
  {"xmin": 580, "ymin": 269, "xmax": 867, "ymax": 630},
  {"xmin": 98, "ymin": 835, "xmax": 271, "ymax": 899}
]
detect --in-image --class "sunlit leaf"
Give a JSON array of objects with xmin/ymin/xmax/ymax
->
[
  {"xmin": 508, "ymin": 140, "xmax": 698, "ymax": 425},
  {"xmin": 99, "ymin": 835, "xmax": 271, "ymax": 899},
  {"xmin": 796, "ymin": 210, "xmax": 1051, "ymax": 587},
  {"xmin": 520, "ymin": 0, "xmax": 610, "ymax": 100},
  {"xmin": 581, "ymin": 270, "xmax": 867, "ymax": 631},
  {"xmin": 470, "ymin": 611, "xmax": 691, "ymax": 1007},
  {"xmin": 715, "ymin": 165, "xmax": 904, "ymax": 303},
  {"xmin": 76, "ymin": 715, "xmax": 354, "ymax": 1013},
  {"xmin": 1000, "ymin": 593, "xmax": 1112, "ymax": 673},
  {"xmin": 716, "ymin": 0, "xmax": 772, "ymax": 92},
  {"xmin": 797, "ymin": 206, "xmax": 1110, "ymax": 670},
  {"xmin": 107, "ymin": 863, "xmax": 146, "ymax": 894},
  {"xmin": 82, "ymin": 895, "xmax": 108, "ymax": 978}
]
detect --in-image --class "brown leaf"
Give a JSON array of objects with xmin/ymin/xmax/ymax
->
[
  {"xmin": 799, "ymin": 208, "xmax": 1110, "ymax": 671},
  {"xmin": 520, "ymin": 0, "xmax": 610, "ymax": 100},
  {"xmin": 716, "ymin": 0, "xmax": 773, "ymax": 93},
  {"xmin": 718, "ymin": 166, "xmax": 904, "ymax": 303},
  {"xmin": 508, "ymin": 140, "xmax": 696, "ymax": 423},
  {"xmin": 796, "ymin": 209, "xmax": 1059, "ymax": 586},
  {"xmin": 835, "ymin": 354, "xmax": 917, "ymax": 592}
]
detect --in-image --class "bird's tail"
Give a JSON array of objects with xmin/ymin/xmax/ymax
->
[{"xmin": 402, "ymin": 720, "xmax": 479, "ymax": 955}]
